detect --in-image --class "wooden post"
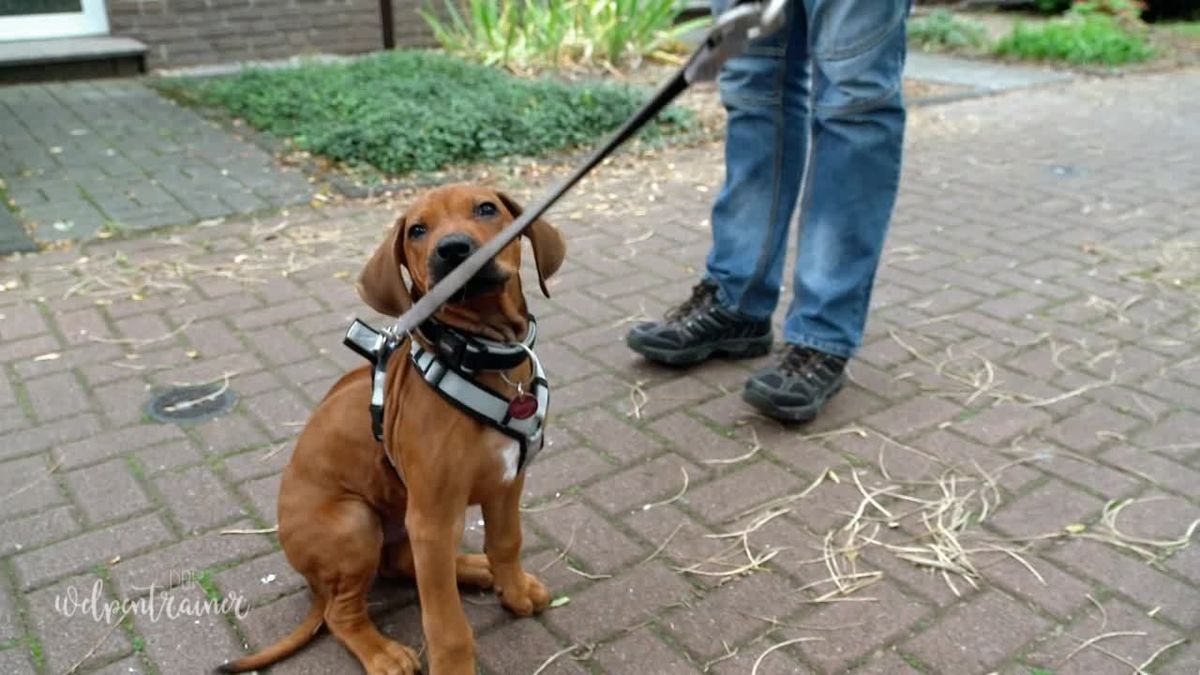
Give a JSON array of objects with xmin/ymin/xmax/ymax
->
[{"xmin": 380, "ymin": 0, "xmax": 395, "ymax": 50}]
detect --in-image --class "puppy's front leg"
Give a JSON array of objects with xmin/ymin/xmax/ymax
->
[
  {"xmin": 406, "ymin": 506, "xmax": 475, "ymax": 675},
  {"xmin": 481, "ymin": 472, "xmax": 551, "ymax": 616}
]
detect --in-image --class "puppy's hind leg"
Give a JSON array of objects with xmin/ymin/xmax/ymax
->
[
  {"xmin": 383, "ymin": 539, "xmax": 495, "ymax": 590},
  {"xmin": 308, "ymin": 499, "xmax": 421, "ymax": 675}
]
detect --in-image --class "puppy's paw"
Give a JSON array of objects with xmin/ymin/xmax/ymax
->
[
  {"xmin": 366, "ymin": 641, "xmax": 422, "ymax": 675},
  {"xmin": 497, "ymin": 571, "xmax": 551, "ymax": 617}
]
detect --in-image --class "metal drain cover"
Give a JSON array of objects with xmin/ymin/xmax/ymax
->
[{"xmin": 144, "ymin": 382, "xmax": 237, "ymax": 424}]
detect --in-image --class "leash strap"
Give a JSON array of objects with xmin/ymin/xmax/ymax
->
[
  {"xmin": 344, "ymin": 319, "xmax": 398, "ymax": 441},
  {"xmin": 383, "ymin": 0, "xmax": 789, "ymax": 339}
]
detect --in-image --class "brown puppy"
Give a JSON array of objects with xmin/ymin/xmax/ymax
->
[{"xmin": 218, "ymin": 184, "xmax": 565, "ymax": 675}]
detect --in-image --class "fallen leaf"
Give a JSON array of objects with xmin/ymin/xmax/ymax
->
[{"xmin": 549, "ymin": 596, "xmax": 570, "ymax": 608}]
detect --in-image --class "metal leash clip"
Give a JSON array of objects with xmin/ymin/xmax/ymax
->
[{"xmin": 684, "ymin": 0, "xmax": 789, "ymax": 83}]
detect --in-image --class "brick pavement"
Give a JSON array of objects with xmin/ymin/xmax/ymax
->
[
  {"xmin": 0, "ymin": 80, "xmax": 311, "ymax": 248},
  {"xmin": 0, "ymin": 68, "xmax": 1197, "ymax": 674}
]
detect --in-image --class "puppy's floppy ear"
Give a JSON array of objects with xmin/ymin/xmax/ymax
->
[
  {"xmin": 496, "ymin": 191, "xmax": 566, "ymax": 298},
  {"xmin": 356, "ymin": 216, "xmax": 414, "ymax": 317}
]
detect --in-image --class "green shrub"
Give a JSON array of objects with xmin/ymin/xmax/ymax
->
[
  {"xmin": 159, "ymin": 51, "xmax": 692, "ymax": 175},
  {"xmin": 422, "ymin": 0, "xmax": 711, "ymax": 70},
  {"xmin": 908, "ymin": 10, "xmax": 989, "ymax": 52},
  {"xmin": 994, "ymin": 12, "xmax": 1153, "ymax": 64}
]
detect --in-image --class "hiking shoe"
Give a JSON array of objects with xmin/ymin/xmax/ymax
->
[
  {"xmin": 742, "ymin": 344, "xmax": 847, "ymax": 423},
  {"xmin": 625, "ymin": 280, "xmax": 773, "ymax": 366}
]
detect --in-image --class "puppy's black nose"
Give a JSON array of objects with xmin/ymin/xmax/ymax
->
[{"xmin": 434, "ymin": 234, "xmax": 476, "ymax": 263}]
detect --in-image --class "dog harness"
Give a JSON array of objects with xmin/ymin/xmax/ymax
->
[{"xmin": 344, "ymin": 316, "xmax": 549, "ymax": 474}]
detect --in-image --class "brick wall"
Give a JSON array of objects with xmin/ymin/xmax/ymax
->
[{"xmin": 107, "ymin": 0, "xmax": 435, "ymax": 69}]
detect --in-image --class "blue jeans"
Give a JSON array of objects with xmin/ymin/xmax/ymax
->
[{"xmin": 705, "ymin": 0, "xmax": 909, "ymax": 358}]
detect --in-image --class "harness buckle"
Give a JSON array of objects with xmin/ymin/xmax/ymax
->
[{"xmin": 344, "ymin": 319, "xmax": 386, "ymax": 365}]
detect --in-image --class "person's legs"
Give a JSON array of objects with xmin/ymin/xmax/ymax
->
[
  {"xmin": 743, "ymin": 0, "xmax": 909, "ymax": 422},
  {"xmin": 625, "ymin": 0, "xmax": 809, "ymax": 366},
  {"xmin": 704, "ymin": 0, "xmax": 810, "ymax": 318},
  {"xmin": 785, "ymin": 0, "xmax": 909, "ymax": 357}
]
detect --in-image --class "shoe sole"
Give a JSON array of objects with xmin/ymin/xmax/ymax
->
[
  {"xmin": 626, "ymin": 334, "xmax": 773, "ymax": 367},
  {"xmin": 741, "ymin": 375, "xmax": 846, "ymax": 424}
]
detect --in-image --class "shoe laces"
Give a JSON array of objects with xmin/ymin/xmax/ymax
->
[
  {"xmin": 781, "ymin": 345, "xmax": 821, "ymax": 375},
  {"xmin": 665, "ymin": 281, "xmax": 717, "ymax": 323},
  {"xmin": 781, "ymin": 345, "xmax": 845, "ymax": 378}
]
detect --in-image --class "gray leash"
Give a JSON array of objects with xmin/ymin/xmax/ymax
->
[{"xmin": 383, "ymin": 0, "xmax": 789, "ymax": 338}]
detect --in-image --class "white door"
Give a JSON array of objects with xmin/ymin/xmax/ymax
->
[{"xmin": 0, "ymin": 0, "xmax": 109, "ymax": 42}]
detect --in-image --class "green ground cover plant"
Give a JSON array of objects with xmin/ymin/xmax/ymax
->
[
  {"xmin": 995, "ymin": 0, "xmax": 1154, "ymax": 64},
  {"xmin": 158, "ymin": 51, "xmax": 692, "ymax": 175}
]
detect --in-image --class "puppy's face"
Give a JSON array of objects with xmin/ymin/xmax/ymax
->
[
  {"xmin": 402, "ymin": 185, "xmax": 519, "ymax": 302},
  {"xmin": 356, "ymin": 183, "xmax": 566, "ymax": 340}
]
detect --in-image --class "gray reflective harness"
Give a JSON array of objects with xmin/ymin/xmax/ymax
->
[
  {"xmin": 410, "ymin": 335, "xmax": 548, "ymax": 469},
  {"xmin": 343, "ymin": 316, "xmax": 549, "ymax": 478}
]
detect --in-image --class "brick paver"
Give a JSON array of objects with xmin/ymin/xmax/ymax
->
[
  {"xmin": 0, "ymin": 68, "xmax": 1197, "ymax": 674},
  {"xmin": 0, "ymin": 80, "xmax": 311, "ymax": 246}
]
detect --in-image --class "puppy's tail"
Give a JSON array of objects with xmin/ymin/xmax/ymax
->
[{"xmin": 214, "ymin": 600, "xmax": 325, "ymax": 673}]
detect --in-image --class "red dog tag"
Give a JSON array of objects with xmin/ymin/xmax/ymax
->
[{"xmin": 507, "ymin": 393, "xmax": 538, "ymax": 420}]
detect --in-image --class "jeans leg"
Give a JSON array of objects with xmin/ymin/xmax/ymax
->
[
  {"xmin": 704, "ymin": 0, "xmax": 810, "ymax": 320},
  {"xmin": 784, "ymin": 0, "xmax": 909, "ymax": 357}
]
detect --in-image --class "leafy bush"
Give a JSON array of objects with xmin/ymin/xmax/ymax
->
[
  {"xmin": 994, "ymin": 6, "xmax": 1153, "ymax": 64},
  {"xmin": 422, "ymin": 0, "xmax": 711, "ymax": 70},
  {"xmin": 159, "ymin": 51, "xmax": 692, "ymax": 175},
  {"xmin": 908, "ymin": 10, "xmax": 990, "ymax": 52}
]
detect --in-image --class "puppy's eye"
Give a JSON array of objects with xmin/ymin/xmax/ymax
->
[
  {"xmin": 474, "ymin": 202, "xmax": 499, "ymax": 218},
  {"xmin": 408, "ymin": 223, "xmax": 427, "ymax": 240}
]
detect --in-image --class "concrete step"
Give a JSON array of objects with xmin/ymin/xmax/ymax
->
[
  {"xmin": 905, "ymin": 52, "xmax": 1073, "ymax": 93},
  {"xmin": 0, "ymin": 36, "xmax": 146, "ymax": 84}
]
